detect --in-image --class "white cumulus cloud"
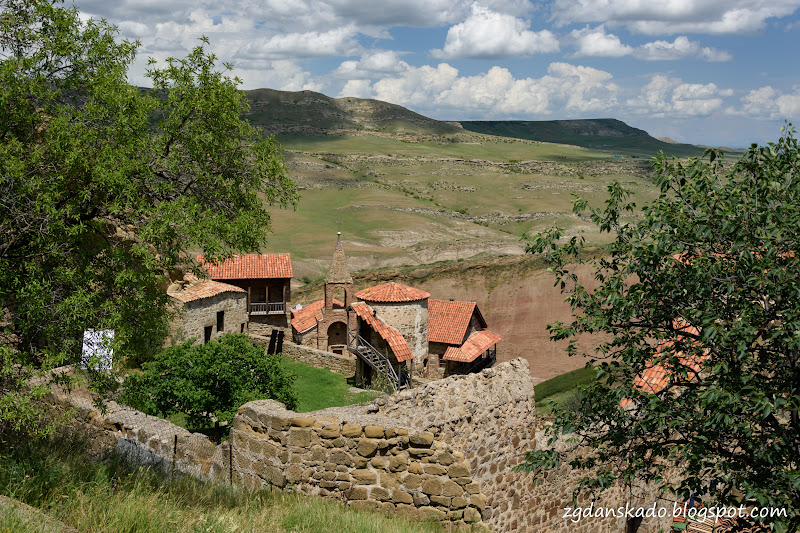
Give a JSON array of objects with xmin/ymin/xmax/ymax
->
[
  {"xmin": 571, "ymin": 25, "xmax": 633, "ymax": 57},
  {"xmin": 627, "ymin": 75, "xmax": 733, "ymax": 117},
  {"xmin": 635, "ymin": 36, "xmax": 732, "ymax": 61},
  {"xmin": 570, "ymin": 27, "xmax": 732, "ymax": 61},
  {"xmin": 432, "ymin": 5, "xmax": 559, "ymax": 59},
  {"xmin": 551, "ymin": 0, "xmax": 800, "ymax": 35},
  {"xmin": 728, "ymin": 86, "xmax": 800, "ymax": 119},
  {"xmin": 345, "ymin": 61, "xmax": 619, "ymax": 118}
]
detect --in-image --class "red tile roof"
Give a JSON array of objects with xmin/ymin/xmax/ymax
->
[
  {"xmin": 168, "ymin": 277, "xmax": 245, "ymax": 304},
  {"xmin": 428, "ymin": 299, "xmax": 486, "ymax": 345},
  {"xmin": 198, "ymin": 253, "xmax": 293, "ymax": 280},
  {"xmin": 350, "ymin": 302, "xmax": 414, "ymax": 362},
  {"xmin": 621, "ymin": 321, "xmax": 705, "ymax": 407},
  {"xmin": 291, "ymin": 299, "xmax": 344, "ymax": 334},
  {"xmin": 443, "ymin": 330, "xmax": 502, "ymax": 363},
  {"xmin": 355, "ymin": 282, "xmax": 430, "ymax": 303}
]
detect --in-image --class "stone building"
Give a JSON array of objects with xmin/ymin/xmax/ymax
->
[
  {"xmin": 348, "ymin": 283, "xmax": 501, "ymax": 388},
  {"xmin": 290, "ymin": 233, "xmax": 355, "ymax": 354},
  {"xmin": 427, "ymin": 299, "xmax": 500, "ymax": 378},
  {"xmin": 199, "ymin": 253, "xmax": 292, "ymax": 333},
  {"xmin": 290, "ymin": 235, "xmax": 501, "ymax": 389},
  {"xmin": 167, "ymin": 276, "xmax": 248, "ymax": 345}
]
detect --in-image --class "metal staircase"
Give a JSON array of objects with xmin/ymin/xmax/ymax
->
[{"xmin": 347, "ymin": 332, "xmax": 400, "ymax": 391}]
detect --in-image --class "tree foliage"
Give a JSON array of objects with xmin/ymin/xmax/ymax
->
[
  {"xmin": 122, "ymin": 334, "xmax": 297, "ymax": 440},
  {"xmin": 0, "ymin": 0, "xmax": 296, "ymax": 434},
  {"xmin": 521, "ymin": 127, "xmax": 800, "ymax": 531}
]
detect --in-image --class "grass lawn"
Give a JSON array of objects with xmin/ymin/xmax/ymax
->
[
  {"xmin": 280, "ymin": 357, "xmax": 379, "ymax": 413},
  {"xmin": 534, "ymin": 365, "xmax": 597, "ymax": 415},
  {"xmin": 0, "ymin": 435, "xmax": 442, "ymax": 533}
]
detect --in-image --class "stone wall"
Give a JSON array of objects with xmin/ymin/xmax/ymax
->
[
  {"xmin": 231, "ymin": 400, "xmax": 487, "ymax": 526},
  {"xmin": 280, "ymin": 341, "xmax": 356, "ymax": 376},
  {"xmin": 368, "ymin": 358, "xmax": 672, "ymax": 533},
  {"xmin": 52, "ymin": 359, "xmax": 673, "ymax": 533},
  {"xmin": 170, "ymin": 292, "xmax": 248, "ymax": 346},
  {"xmin": 368, "ymin": 300, "xmax": 429, "ymax": 363}
]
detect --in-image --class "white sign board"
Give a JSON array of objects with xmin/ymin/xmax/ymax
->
[{"xmin": 81, "ymin": 329, "xmax": 114, "ymax": 370}]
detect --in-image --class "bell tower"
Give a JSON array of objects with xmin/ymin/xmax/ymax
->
[
  {"xmin": 324, "ymin": 232, "xmax": 353, "ymax": 309},
  {"xmin": 317, "ymin": 232, "xmax": 354, "ymax": 353}
]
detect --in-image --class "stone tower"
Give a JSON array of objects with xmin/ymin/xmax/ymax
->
[{"xmin": 316, "ymin": 233, "xmax": 355, "ymax": 353}]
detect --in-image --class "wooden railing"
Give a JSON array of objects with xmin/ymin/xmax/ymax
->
[{"xmin": 249, "ymin": 302, "xmax": 286, "ymax": 315}]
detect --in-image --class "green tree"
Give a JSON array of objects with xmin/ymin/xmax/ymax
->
[
  {"xmin": 521, "ymin": 127, "xmax": 800, "ymax": 531},
  {"xmin": 0, "ymin": 0, "xmax": 296, "ymax": 437},
  {"xmin": 122, "ymin": 334, "xmax": 297, "ymax": 441}
]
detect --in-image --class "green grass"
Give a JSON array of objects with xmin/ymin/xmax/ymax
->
[
  {"xmin": 280, "ymin": 357, "xmax": 379, "ymax": 412},
  {"xmin": 534, "ymin": 366, "xmax": 597, "ymax": 414},
  {"xmin": 0, "ymin": 435, "xmax": 442, "ymax": 533}
]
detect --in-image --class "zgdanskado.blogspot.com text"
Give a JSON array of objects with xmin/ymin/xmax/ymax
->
[{"xmin": 563, "ymin": 501, "xmax": 788, "ymax": 523}]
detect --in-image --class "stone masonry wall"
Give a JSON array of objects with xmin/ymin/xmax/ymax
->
[
  {"xmin": 171, "ymin": 292, "xmax": 248, "ymax": 345},
  {"xmin": 50, "ymin": 382, "xmax": 486, "ymax": 529},
  {"xmin": 231, "ymin": 400, "xmax": 487, "ymax": 526},
  {"xmin": 368, "ymin": 301, "xmax": 429, "ymax": 363},
  {"xmin": 369, "ymin": 358, "xmax": 672, "ymax": 533},
  {"xmin": 51, "ymin": 359, "xmax": 673, "ymax": 533},
  {"xmin": 280, "ymin": 341, "xmax": 356, "ymax": 375}
]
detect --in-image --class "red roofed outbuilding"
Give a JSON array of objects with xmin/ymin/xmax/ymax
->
[
  {"xmin": 198, "ymin": 253, "xmax": 292, "ymax": 332},
  {"xmin": 428, "ymin": 299, "xmax": 501, "ymax": 378}
]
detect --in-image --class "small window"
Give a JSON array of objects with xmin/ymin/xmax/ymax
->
[
  {"xmin": 204, "ymin": 325, "xmax": 213, "ymax": 344},
  {"xmin": 240, "ymin": 323, "xmax": 245, "ymax": 333},
  {"xmin": 438, "ymin": 356, "xmax": 446, "ymax": 368},
  {"xmin": 217, "ymin": 311, "xmax": 224, "ymax": 332}
]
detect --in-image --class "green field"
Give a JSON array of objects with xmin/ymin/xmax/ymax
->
[
  {"xmin": 534, "ymin": 366, "xmax": 597, "ymax": 414},
  {"xmin": 280, "ymin": 357, "xmax": 378, "ymax": 412}
]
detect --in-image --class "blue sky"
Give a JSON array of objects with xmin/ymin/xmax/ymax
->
[{"xmin": 72, "ymin": 0, "xmax": 800, "ymax": 147}]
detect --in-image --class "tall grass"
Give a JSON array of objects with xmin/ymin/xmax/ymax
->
[{"xmin": 0, "ymin": 433, "xmax": 441, "ymax": 532}]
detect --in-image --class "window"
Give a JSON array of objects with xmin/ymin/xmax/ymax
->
[
  {"xmin": 240, "ymin": 323, "xmax": 245, "ymax": 333},
  {"xmin": 438, "ymin": 355, "xmax": 446, "ymax": 368},
  {"xmin": 216, "ymin": 310, "xmax": 224, "ymax": 332},
  {"xmin": 204, "ymin": 326, "xmax": 213, "ymax": 344}
]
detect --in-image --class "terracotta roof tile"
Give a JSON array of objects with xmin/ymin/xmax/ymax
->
[
  {"xmin": 198, "ymin": 253, "xmax": 292, "ymax": 280},
  {"xmin": 428, "ymin": 299, "xmax": 486, "ymax": 345},
  {"xmin": 443, "ymin": 330, "xmax": 501, "ymax": 363},
  {"xmin": 351, "ymin": 302, "xmax": 414, "ymax": 362},
  {"xmin": 355, "ymin": 282, "xmax": 430, "ymax": 303},
  {"xmin": 168, "ymin": 277, "xmax": 245, "ymax": 304},
  {"xmin": 621, "ymin": 321, "xmax": 705, "ymax": 407},
  {"xmin": 291, "ymin": 299, "xmax": 344, "ymax": 334}
]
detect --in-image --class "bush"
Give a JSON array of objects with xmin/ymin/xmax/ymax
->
[{"xmin": 122, "ymin": 334, "xmax": 296, "ymax": 440}]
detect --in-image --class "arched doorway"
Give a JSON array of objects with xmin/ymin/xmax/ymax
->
[{"xmin": 327, "ymin": 321, "xmax": 347, "ymax": 354}]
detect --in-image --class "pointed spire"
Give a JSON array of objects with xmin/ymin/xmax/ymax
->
[{"xmin": 325, "ymin": 232, "xmax": 352, "ymax": 284}]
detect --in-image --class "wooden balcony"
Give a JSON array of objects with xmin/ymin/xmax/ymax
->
[{"xmin": 249, "ymin": 302, "xmax": 286, "ymax": 315}]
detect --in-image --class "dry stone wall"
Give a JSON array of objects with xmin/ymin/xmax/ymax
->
[
  {"xmin": 51, "ymin": 359, "xmax": 672, "ymax": 533},
  {"xmin": 280, "ymin": 340, "xmax": 356, "ymax": 375},
  {"xmin": 231, "ymin": 400, "xmax": 487, "ymax": 526},
  {"xmin": 369, "ymin": 358, "xmax": 671, "ymax": 533}
]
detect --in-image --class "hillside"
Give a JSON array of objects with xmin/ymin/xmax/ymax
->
[
  {"xmin": 243, "ymin": 89, "xmax": 707, "ymax": 157},
  {"xmin": 459, "ymin": 119, "xmax": 704, "ymax": 157},
  {"xmin": 244, "ymin": 89, "xmax": 462, "ymax": 136}
]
